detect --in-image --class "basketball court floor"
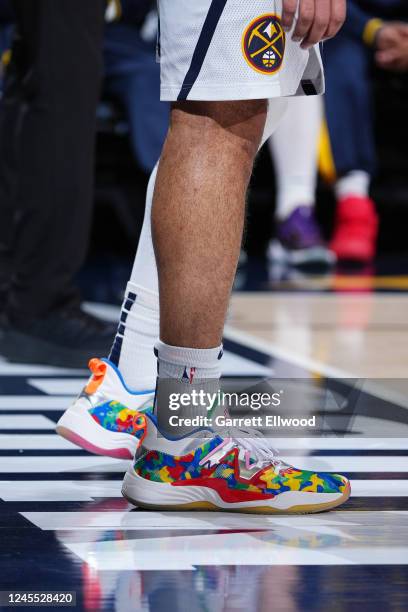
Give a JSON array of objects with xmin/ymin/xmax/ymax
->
[{"xmin": 0, "ymin": 286, "xmax": 407, "ymax": 610}]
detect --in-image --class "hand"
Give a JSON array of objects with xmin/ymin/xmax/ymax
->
[
  {"xmin": 375, "ymin": 22, "xmax": 408, "ymax": 72},
  {"xmin": 281, "ymin": 0, "xmax": 346, "ymax": 50}
]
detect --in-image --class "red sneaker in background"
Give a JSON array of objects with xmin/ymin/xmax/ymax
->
[{"xmin": 330, "ymin": 196, "xmax": 379, "ymax": 263}]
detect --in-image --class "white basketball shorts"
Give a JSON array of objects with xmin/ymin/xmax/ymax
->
[{"xmin": 157, "ymin": 0, "xmax": 325, "ymax": 102}]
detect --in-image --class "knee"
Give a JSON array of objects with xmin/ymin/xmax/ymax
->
[{"xmin": 170, "ymin": 99, "xmax": 268, "ymax": 161}]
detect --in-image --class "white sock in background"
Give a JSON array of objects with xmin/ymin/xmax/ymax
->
[
  {"xmin": 335, "ymin": 170, "xmax": 370, "ymax": 200},
  {"xmin": 109, "ymin": 165, "xmax": 159, "ymax": 391},
  {"xmin": 269, "ymin": 96, "xmax": 322, "ymax": 221}
]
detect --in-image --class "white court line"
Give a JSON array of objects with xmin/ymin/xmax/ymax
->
[
  {"xmin": 350, "ymin": 480, "xmax": 408, "ymax": 496},
  {"xmin": 224, "ymin": 324, "xmax": 408, "ymax": 410},
  {"xmin": 1, "ymin": 479, "xmax": 406, "ymax": 502},
  {"xmin": 45, "ymin": 506, "xmax": 407, "ymax": 570},
  {"xmin": 64, "ymin": 539, "xmax": 408, "ymax": 570},
  {"xmin": 271, "ymin": 438, "xmax": 408, "ymax": 450},
  {"xmin": 21, "ymin": 506, "xmax": 408, "ymax": 530},
  {"xmin": 278, "ymin": 456, "xmax": 408, "ymax": 472},
  {"xmin": 0, "ymin": 358, "xmax": 86, "ymax": 377},
  {"xmin": 0, "ymin": 396, "xmax": 72, "ymax": 410},
  {"xmin": 0, "ymin": 481, "xmax": 122, "ymax": 502},
  {"xmin": 0, "ymin": 415, "xmax": 56, "ymax": 430},
  {"xmin": 2, "ymin": 433, "xmax": 407, "ymax": 450},
  {"xmin": 0, "ymin": 456, "xmax": 128, "ymax": 473},
  {"xmin": 224, "ymin": 324, "xmax": 351, "ymax": 380},
  {"xmin": 1, "ymin": 455, "xmax": 407, "ymax": 473},
  {"xmin": 28, "ymin": 379, "xmax": 86, "ymax": 396},
  {"xmin": 0, "ymin": 435, "xmax": 79, "ymax": 450}
]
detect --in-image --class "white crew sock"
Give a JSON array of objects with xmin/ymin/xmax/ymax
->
[
  {"xmin": 155, "ymin": 340, "xmax": 223, "ymax": 382},
  {"xmin": 269, "ymin": 96, "xmax": 322, "ymax": 221},
  {"xmin": 335, "ymin": 171, "xmax": 370, "ymax": 200},
  {"xmin": 109, "ymin": 165, "xmax": 159, "ymax": 391},
  {"xmin": 154, "ymin": 340, "xmax": 223, "ymax": 436}
]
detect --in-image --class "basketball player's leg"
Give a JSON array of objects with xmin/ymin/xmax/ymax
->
[{"xmin": 153, "ymin": 99, "xmax": 267, "ymax": 349}]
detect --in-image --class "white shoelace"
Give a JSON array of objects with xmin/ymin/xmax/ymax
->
[
  {"xmin": 203, "ymin": 425, "xmax": 284, "ymax": 471},
  {"xmin": 228, "ymin": 427, "xmax": 283, "ymax": 469}
]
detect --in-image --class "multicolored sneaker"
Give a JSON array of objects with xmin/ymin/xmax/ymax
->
[
  {"xmin": 122, "ymin": 415, "xmax": 350, "ymax": 514},
  {"xmin": 269, "ymin": 206, "xmax": 335, "ymax": 268},
  {"xmin": 56, "ymin": 359, "xmax": 155, "ymax": 459}
]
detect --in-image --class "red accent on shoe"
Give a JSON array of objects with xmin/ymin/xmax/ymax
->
[
  {"xmin": 330, "ymin": 196, "xmax": 379, "ymax": 262},
  {"xmin": 172, "ymin": 477, "xmax": 273, "ymax": 503}
]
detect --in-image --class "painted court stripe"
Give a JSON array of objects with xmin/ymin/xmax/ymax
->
[
  {"xmin": 0, "ymin": 360, "xmax": 86, "ymax": 377},
  {"xmin": 20, "ymin": 506, "xmax": 408, "ymax": 532},
  {"xmin": 270, "ymin": 438, "xmax": 408, "ymax": 450},
  {"xmin": 0, "ymin": 456, "xmax": 128, "ymax": 473},
  {"xmin": 28, "ymin": 379, "xmax": 86, "ymax": 396},
  {"xmin": 279, "ymin": 456, "xmax": 408, "ymax": 472},
  {"xmin": 0, "ymin": 481, "xmax": 122, "ymax": 501},
  {"xmin": 350, "ymin": 480, "xmax": 408, "ymax": 496},
  {"xmin": 224, "ymin": 325, "xmax": 408, "ymax": 409},
  {"xmin": 2, "ymin": 434, "xmax": 407, "ymax": 451},
  {"xmin": 0, "ymin": 415, "xmax": 56, "ymax": 430},
  {"xmin": 2, "ymin": 479, "xmax": 404, "ymax": 502},
  {"xmin": 0, "ymin": 396, "xmax": 72, "ymax": 410},
  {"xmin": 0, "ymin": 435, "xmax": 78, "ymax": 450},
  {"xmin": 59, "ymin": 529, "xmax": 408, "ymax": 569},
  {"xmin": 23, "ymin": 508, "xmax": 408, "ymax": 532},
  {"xmin": 0, "ymin": 455, "xmax": 407, "ymax": 473}
]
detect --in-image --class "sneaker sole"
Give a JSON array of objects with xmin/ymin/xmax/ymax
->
[
  {"xmin": 268, "ymin": 241, "xmax": 336, "ymax": 269},
  {"xmin": 122, "ymin": 469, "xmax": 351, "ymax": 515},
  {"xmin": 56, "ymin": 401, "xmax": 139, "ymax": 460}
]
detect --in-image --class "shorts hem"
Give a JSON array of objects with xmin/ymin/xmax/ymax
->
[{"xmin": 161, "ymin": 82, "xmax": 287, "ymax": 102}]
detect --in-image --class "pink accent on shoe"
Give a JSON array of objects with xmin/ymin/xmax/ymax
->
[
  {"xmin": 199, "ymin": 438, "xmax": 229, "ymax": 466},
  {"xmin": 58, "ymin": 427, "xmax": 133, "ymax": 460},
  {"xmin": 245, "ymin": 450, "xmax": 251, "ymax": 470}
]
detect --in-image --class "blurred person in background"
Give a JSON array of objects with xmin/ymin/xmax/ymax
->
[
  {"xmin": 0, "ymin": 0, "xmax": 13, "ymax": 80},
  {"xmin": 104, "ymin": 0, "xmax": 170, "ymax": 174},
  {"xmin": 267, "ymin": 95, "xmax": 335, "ymax": 269},
  {"xmin": 325, "ymin": 0, "xmax": 408, "ymax": 263},
  {"xmin": 0, "ymin": 0, "xmax": 116, "ymax": 367}
]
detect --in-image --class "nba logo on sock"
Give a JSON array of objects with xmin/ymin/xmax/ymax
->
[
  {"xmin": 242, "ymin": 14, "xmax": 285, "ymax": 75},
  {"xmin": 182, "ymin": 367, "xmax": 196, "ymax": 384}
]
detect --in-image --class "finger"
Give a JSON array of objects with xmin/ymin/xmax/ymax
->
[
  {"xmin": 386, "ymin": 58, "xmax": 407, "ymax": 72},
  {"xmin": 281, "ymin": 0, "xmax": 298, "ymax": 32},
  {"xmin": 376, "ymin": 49, "xmax": 399, "ymax": 64},
  {"xmin": 394, "ymin": 23, "xmax": 408, "ymax": 37},
  {"xmin": 301, "ymin": 0, "xmax": 331, "ymax": 48},
  {"xmin": 292, "ymin": 0, "xmax": 315, "ymax": 42},
  {"xmin": 324, "ymin": 0, "xmax": 347, "ymax": 40}
]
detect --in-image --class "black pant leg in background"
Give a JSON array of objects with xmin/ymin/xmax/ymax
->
[{"xmin": 0, "ymin": 0, "xmax": 106, "ymax": 320}]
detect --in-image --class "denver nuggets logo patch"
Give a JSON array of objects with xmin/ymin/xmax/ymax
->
[{"xmin": 242, "ymin": 14, "xmax": 285, "ymax": 75}]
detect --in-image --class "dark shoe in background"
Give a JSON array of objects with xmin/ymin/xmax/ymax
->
[
  {"xmin": 269, "ymin": 205, "xmax": 336, "ymax": 270},
  {"xmin": 0, "ymin": 305, "xmax": 117, "ymax": 369}
]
